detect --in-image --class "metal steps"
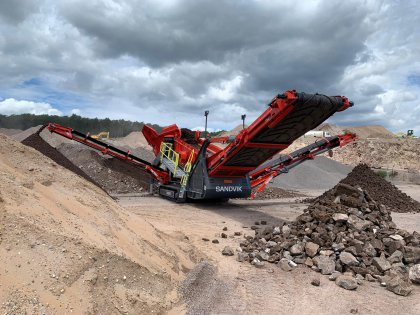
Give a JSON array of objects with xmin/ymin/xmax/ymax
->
[{"xmin": 161, "ymin": 157, "xmax": 185, "ymax": 177}]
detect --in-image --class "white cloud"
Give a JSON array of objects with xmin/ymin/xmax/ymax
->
[
  {"xmin": 191, "ymin": 126, "xmax": 222, "ymax": 132},
  {"xmin": 207, "ymin": 75, "xmax": 243, "ymax": 102},
  {"xmin": 71, "ymin": 108, "xmax": 81, "ymax": 115},
  {"xmin": 0, "ymin": 98, "xmax": 62, "ymax": 115}
]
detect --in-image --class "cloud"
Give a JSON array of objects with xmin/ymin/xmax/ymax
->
[
  {"xmin": 0, "ymin": 0, "xmax": 419, "ymax": 133},
  {"xmin": 0, "ymin": 98, "xmax": 62, "ymax": 115},
  {"xmin": 0, "ymin": 0, "xmax": 39, "ymax": 24}
]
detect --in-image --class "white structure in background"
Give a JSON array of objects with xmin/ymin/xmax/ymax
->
[{"xmin": 304, "ymin": 130, "xmax": 332, "ymax": 138}]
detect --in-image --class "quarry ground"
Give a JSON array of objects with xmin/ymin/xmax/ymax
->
[
  {"xmin": 117, "ymin": 185, "xmax": 420, "ymax": 315},
  {"xmin": 1, "ymin": 127, "xmax": 420, "ymax": 314}
]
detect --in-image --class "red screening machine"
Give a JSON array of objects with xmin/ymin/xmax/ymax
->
[{"xmin": 46, "ymin": 90, "xmax": 357, "ymax": 202}]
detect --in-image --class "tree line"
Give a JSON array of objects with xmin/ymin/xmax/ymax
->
[
  {"xmin": 0, "ymin": 114, "xmax": 163, "ymax": 138},
  {"xmin": 0, "ymin": 113, "xmax": 227, "ymax": 138}
]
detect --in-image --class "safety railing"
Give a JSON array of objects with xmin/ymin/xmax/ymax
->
[
  {"xmin": 160, "ymin": 142, "xmax": 180, "ymax": 175},
  {"xmin": 181, "ymin": 150, "xmax": 195, "ymax": 187}
]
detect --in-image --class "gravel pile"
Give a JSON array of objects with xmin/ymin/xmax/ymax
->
[
  {"xmin": 270, "ymin": 156, "xmax": 353, "ymax": 191},
  {"xmin": 57, "ymin": 143, "xmax": 151, "ymax": 194},
  {"xmin": 252, "ymin": 187, "xmax": 306, "ymax": 200},
  {"xmin": 339, "ymin": 164, "xmax": 420, "ymax": 213},
  {"xmin": 237, "ymin": 182, "xmax": 420, "ymax": 295}
]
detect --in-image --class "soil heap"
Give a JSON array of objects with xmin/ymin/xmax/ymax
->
[
  {"xmin": 237, "ymin": 182, "xmax": 420, "ymax": 296},
  {"xmin": 315, "ymin": 123, "xmax": 395, "ymax": 139},
  {"xmin": 338, "ymin": 164, "xmax": 420, "ymax": 213},
  {"xmin": 328, "ymin": 138, "xmax": 420, "ymax": 172},
  {"xmin": 57, "ymin": 143, "xmax": 151, "ymax": 194},
  {"xmin": 22, "ymin": 132, "xmax": 99, "ymax": 188},
  {"xmin": 20, "ymin": 127, "xmax": 152, "ymax": 195},
  {"xmin": 0, "ymin": 134, "xmax": 194, "ymax": 314}
]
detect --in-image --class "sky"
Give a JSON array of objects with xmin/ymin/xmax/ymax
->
[{"xmin": 0, "ymin": 0, "xmax": 419, "ymax": 133}]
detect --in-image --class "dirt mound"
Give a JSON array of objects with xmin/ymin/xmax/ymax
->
[
  {"xmin": 11, "ymin": 125, "xmax": 45, "ymax": 142},
  {"xmin": 349, "ymin": 125, "xmax": 394, "ymax": 139},
  {"xmin": 9, "ymin": 125, "xmax": 74, "ymax": 148},
  {"xmin": 315, "ymin": 123, "xmax": 344, "ymax": 135},
  {"xmin": 22, "ymin": 132, "xmax": 100, "ymax": 188},
  {"xmin": 270, "ymin": 156, "xmax": 353, "ymax": 191},
  {"xmin": 328, "ymin": 138, "xmax": 420, "ymax": 172},
  {"xmin": 252, "ymin": 187, "xmax": 306, "ymax": 200},
  {"xmin": 0, "ymin": 134, "xmax": 194, "ymax": 313},
  {"xmin": 111, "ymin": 131, "xmax": 150, "ymax": 148},
  {"xmin": 57, "ymin": 143, "xmax": 151, "ymax": 194},
  {"xmin": 338, "ymin": 164, "xmax": 420, "ymax": 213},
  {"xmin": 220, "ymin": 124, "xmax": 247, "ymax": 137},
  {"xmin": 316, "ymin": 123, "xmax": 394, "ymax": 139},
  {"xmin": 0, "ymin": 128, "xmax": 22, "ymax": 136},
  {"xmin": 19, "ymin": 126, "xmax": 153, "ymax": 195},
  {"xmin": 237, "ymin": 183, "xmax": 420, "ymax": 295}
]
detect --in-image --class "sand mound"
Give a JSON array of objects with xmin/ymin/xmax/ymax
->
[
  {"xmin": 219, "ymin": 124, "xmax": 247, "ymax": 137},
  {"xmin": 111, "ymin": 131, "xmax": 150, "ymax": 149},
  {"xmin": 270, "ymin": 156, "xmax": 353, "ymax": 191},
  {"xmin": 0, "ymin": 128, "xmax": 22, "ymax": 136},
  {"xmin": 327, "ymin": 138, "xmax": 420, "ymax": 172},
  {"xmin": 316, "ymin": 123, "xmax": 394, "ymax": 139},
  {"xmin": 22, "ymin": 132, "xmax": 99, "ymax": 188},
  {"xmin": 17, "ymin": 126, "xmax": 154, "ymax": 195},
  {"xmin": 0, "ymin": 134, "xmax": 194, "ymax": 313}
]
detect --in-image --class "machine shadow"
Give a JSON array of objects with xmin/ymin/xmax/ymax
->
[{"xmin": 190, "ymin": 199, "xmax": 307, "ymax": 228}]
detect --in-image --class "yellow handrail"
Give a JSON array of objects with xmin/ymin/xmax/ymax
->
[
  {"xmin": 181, "ymin": 150, "xmax": 195, "ymax": 186},
  {"xmin": 160, "ymin": 142, "xmax": 180, "ymax": 175}
]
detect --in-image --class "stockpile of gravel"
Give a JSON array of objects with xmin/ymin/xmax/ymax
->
[
  {"xmin": 236, "ymin": 183, "xmax": 420, "ymax": 296},
  {"xmin": 252, "ymin": 187, "xmax": 306, "ymax": 200},
  {"xmin": 271, "ymin": 156, "xmax": 353, "ymax": 190},
  {"xmin": 57, "ymin": 143, "xmax": 151, "ymax": 194},
  {"xmin": 339, "ymin": 164, "xmax": 420, "ymax": 213}
]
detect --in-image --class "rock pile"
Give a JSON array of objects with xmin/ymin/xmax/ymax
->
[
  {"xmin": 237, "ymin": 182, "xmax": 420, "ymax": 295},
  {"xmin": 339, "ymin": 164, "xmax": 420, "ymax": 213}
]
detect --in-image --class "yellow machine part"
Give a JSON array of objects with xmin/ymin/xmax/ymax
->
[{"xmin": 91, "ymin": 131, "xmax": 110, "ymax": 139}]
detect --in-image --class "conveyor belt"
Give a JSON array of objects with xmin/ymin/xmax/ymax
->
[{"xmin": 224, "ymin": 93, "xmax": 344, "ymax": 168}]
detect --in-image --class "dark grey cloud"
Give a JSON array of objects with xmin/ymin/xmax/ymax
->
[
  {"xmin": 0, "ymin": 0, "xmax": 419, "ymax": 133},
  {"xmin": 0, "ymin": 0, "xmax": 39, "ymax": 24}
]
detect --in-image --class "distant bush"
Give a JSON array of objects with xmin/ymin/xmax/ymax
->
[{"xmin": 375, "ymin": 170, "xmax": 388, "ymax": 178}]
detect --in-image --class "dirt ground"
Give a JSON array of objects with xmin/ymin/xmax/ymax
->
[
  {"xmin": 1, "ymin": 128, "xmax": 420, "ymax": 314},
  {"xmin": 118, "ymin": 187, "xmax": 420, "ymax": 315}
]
